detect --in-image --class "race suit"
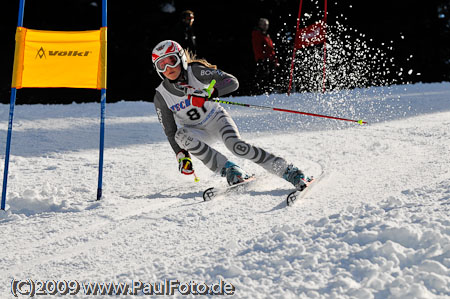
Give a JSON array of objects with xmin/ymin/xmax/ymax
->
[{"xmin": 153, "ymin": 63, "xmax": 288, "ymax": 176}]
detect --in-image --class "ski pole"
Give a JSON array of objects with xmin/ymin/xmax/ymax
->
[
  {"xmin": 193, "ymin": 172, "xmax": 200, "ymax": 183},
  {"xmin": 212, "ymin": 98, "xmax": 367, "ymax": 124},
  {"xmin": 205, "ymin": 80, "xmax": 366, "ymax": 124},
  {"xmin": 205, "ymin": 79, "xmax": 216, "ymax": 97},
  {"xmin": 184, "ymin": 160, "xmax": 200, "ymax": 182}
]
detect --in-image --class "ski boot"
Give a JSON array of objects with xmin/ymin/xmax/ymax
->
[
  {"xmin": 283, "ymin": 164, "xmax": 307, "ymax": 191},
  {"xmin": 221, "ymin": 161, "xmax": 251, "ymax": 186}
]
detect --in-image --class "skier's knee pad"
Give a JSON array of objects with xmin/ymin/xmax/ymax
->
[{"xmin": 226, "ymin": 137, "xmax": 252, "ymax": 158}]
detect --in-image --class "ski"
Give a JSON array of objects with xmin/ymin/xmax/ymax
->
[{"xmin": 203, "ymin": 176, "xmax": 256, "ymax": 201}]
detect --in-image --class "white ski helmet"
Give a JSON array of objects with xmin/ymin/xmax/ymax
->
[{"xmin": 152, "ymin": 40, "xmax": 188, "ymax": 79}]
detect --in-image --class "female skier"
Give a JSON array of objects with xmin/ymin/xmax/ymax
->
[{"xmin": 152, "ymin": 40, "xmax": 307, "ymax": 189}]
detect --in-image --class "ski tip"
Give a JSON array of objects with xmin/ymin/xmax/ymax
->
[
  {"xmin": 286, "ymin": 190, "xmax": 298, "ymax": 206},
  {"xmin": 203, "ymin": 187, "xmax": 215, "ymax": 201}
]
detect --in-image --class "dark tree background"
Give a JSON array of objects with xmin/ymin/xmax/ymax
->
[{"xmin": 0, "ymin": 0, "xmax": 449, "ymax": 104}]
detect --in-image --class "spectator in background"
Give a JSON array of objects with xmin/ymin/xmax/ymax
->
[
  {"xmin": 252, "ymin": 18, "xmax": 279, "ymax": 94},
  {"xmin": 172, "ymin": 10, "xmax": 197, "ymax": 54}
]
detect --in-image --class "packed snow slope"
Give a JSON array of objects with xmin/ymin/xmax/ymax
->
[{"xmin": 1, "ymin": 82, "xmax": 449, "ymax": 298}]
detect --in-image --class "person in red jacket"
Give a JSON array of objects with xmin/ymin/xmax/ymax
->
[{"xmin": 252, "ymin": 18, "xmax": 279, "ymax": 94}]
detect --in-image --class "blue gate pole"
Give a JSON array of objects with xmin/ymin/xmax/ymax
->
[
  {"xmin": 97, "ymin": 0, "xmax": 107, "ymax": 200},
  {"xmin": 1, "ymin": 0, "xmax": 26, "ymax": 210},
  {"xmin": 97, "ymin": 90, "xmax": 106, "ymax": 200},
  {"xmin": 2, "ymin": 89, "xmax": 17, "ymax": 210}
]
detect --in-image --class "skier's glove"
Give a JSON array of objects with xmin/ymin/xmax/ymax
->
[
  {"xmin": 188, "ymin": 88, "xmax": 218, "ymax": 107},
  {"xmin": 176, "ymin": 150, "xmax": 194, "ymax": 175}
]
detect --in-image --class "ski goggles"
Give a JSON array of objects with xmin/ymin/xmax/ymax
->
[{"xmin": 155, "ymin": 54, "xmax": 181, "ymax": 72}]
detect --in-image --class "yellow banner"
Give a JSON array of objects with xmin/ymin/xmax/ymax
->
[{"xmin": 12, "ymin": 27, "xmax": 107, "ymax": 89}]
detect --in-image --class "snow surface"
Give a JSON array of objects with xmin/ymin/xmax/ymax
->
[{"xmin": 1, "ymin": 82, "xmax": 449, "ymax": 298}]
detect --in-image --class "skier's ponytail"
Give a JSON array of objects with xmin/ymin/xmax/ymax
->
[{"xmin": 185, "ymin": 50, "xmax": 217, "ymax": 69}]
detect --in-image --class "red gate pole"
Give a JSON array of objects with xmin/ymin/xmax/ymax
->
[
  {"xmin": 287, "ymin": 0, "xmax": 304, "ymax": 95},
  {"xmin": 322, "ymin": 0, "xmax": 327, "ymax": 93}
]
